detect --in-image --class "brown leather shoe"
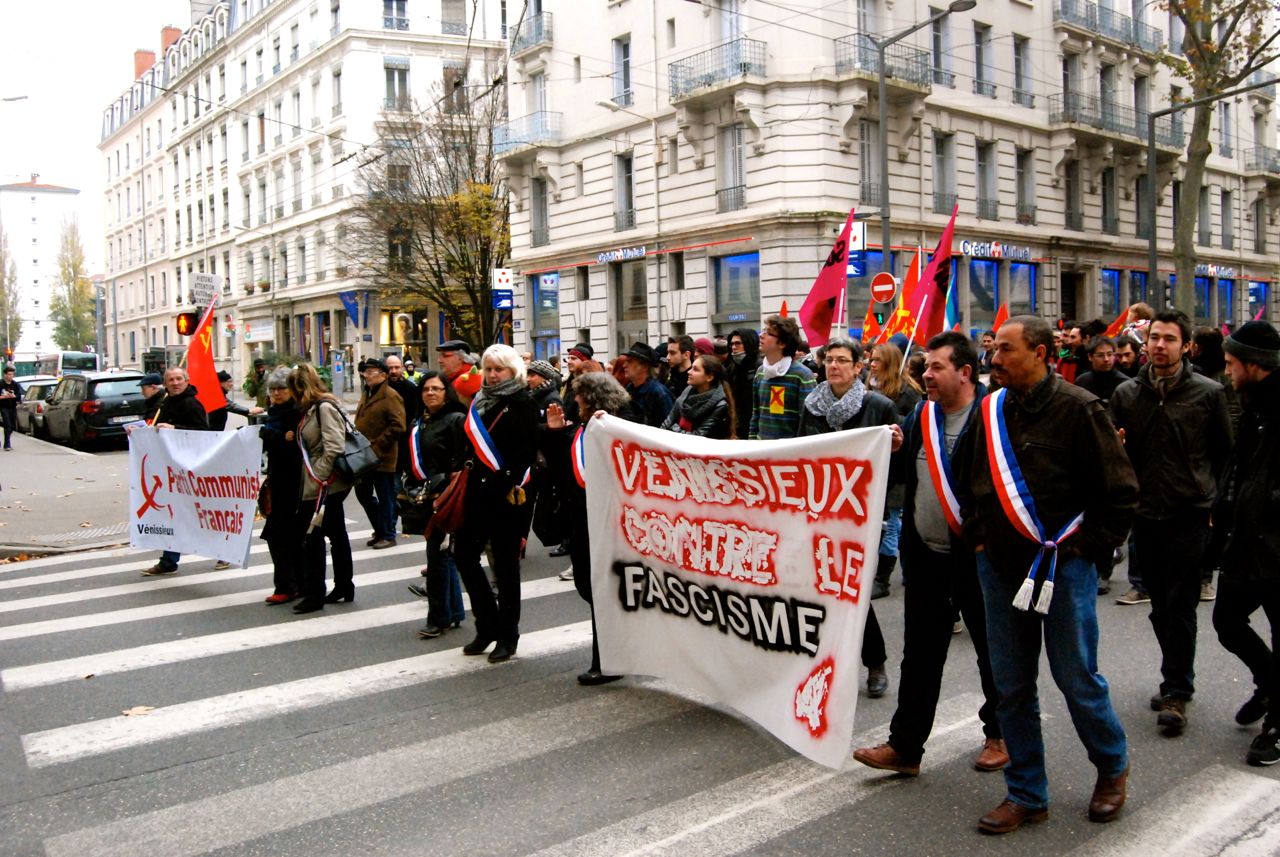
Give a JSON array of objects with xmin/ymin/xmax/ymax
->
[
  {"xmin": 974, "ymin": 738, "xmax": 1010, "ymax": 772},
  {"xmin": 852, "ymin": 742, "xmax": 920, "ymax": 776},
  {"xmin": 977, "ymin": 799, "xmax": 1048, "ymax": 834},
  {"xmin": 1088, "ymin": 766, "xmax": 1128, "ymax": 823}
]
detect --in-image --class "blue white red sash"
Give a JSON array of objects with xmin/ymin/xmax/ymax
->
[
  {"xmin": 572, "ymin": 425, "xmax": 587, "ymax": 489},
  {"xmin": 408, "ymin": 422, "xmax": 427, "ymax": 481},
  {"xmin": 464, "ymin": 402, "xmax": 504, "ymax": 472},
  {"xmin": 919, "ymin": 400, "xmax": 963, "ymax": 536},
  {"xmin": 982, "ymin": 388, "xmax": 1085, "ymax": 614}
]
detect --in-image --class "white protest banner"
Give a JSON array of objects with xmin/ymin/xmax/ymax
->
[
  {"xmin": 586, "ymin": 416, "xmax": 891, "ymax": 769},
  {"xmin": 129, "ymin": 426, "xmax": 264, "ymax": 567}
]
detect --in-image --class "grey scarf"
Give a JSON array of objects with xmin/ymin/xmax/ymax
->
[
  {"xmin": 472, "ymin": 377, "xmax": 525, "ymax": 415},
  {"xmin": 677, "ymin": 385, "xmax": 725, "ymax": 429},
  {"xmin": 805, "ymin": 379, "xmax": 867, "ymax": 430}
]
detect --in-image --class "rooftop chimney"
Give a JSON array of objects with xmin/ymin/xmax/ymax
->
[
  {"xmin": 134, "ymin": 49, "xmax": 157, "ymax": 79},
  {"xmin": 160, "ymin": 26, "xmax": 182, "ymax": 55}
]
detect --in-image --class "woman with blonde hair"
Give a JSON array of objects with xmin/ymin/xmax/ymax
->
[{"xmin": 287, "ymin": 363, "xmax": 354, "ymax": 614}]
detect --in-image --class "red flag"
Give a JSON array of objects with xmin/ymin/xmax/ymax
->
[
  {"xmin": 1102, "ymin": 309, "xmax": 1127, "ymax": 338},
  {"xmin": 779, "ymin": 300, "xmax": 789, "ymax": 318},
  {"xmin": 1255, "ymin": 306, "xmax": 1266, "ymax": 321},
  {"xmin": 799, "ymin": 209, "xmax": 855, "ymax": 347},
  {"xmin": 860, "ymin": 303, "xmax": 882, "ymax": 342},
  {"xmin": 877, "ymin": 249, "xmax": 923, "ymax": 343},
  {"xmin": 992, "ymin": 303, "xmax": 1010, "ymax": 333},
  {"xmin": 186, "ymin": 301, "xmax": 227, "ymax": 414},
  {"xmin": 910, "ymin": 205, "xmax": 959, "ymax": 347}
]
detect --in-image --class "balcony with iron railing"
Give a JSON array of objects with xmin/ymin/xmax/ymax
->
[
  {"xmin": 1245, "ymin": 145, "xmax": 1280, "ymax": 174},
  {"xmin": 384, "ymin": 15, "xmax": 409, "ymax": 30},
  {"xmin": 383, "ymin": 95, "xmax": 412, "ymax": 112},
  {"xmin": 1053, "ymin": 0, "xmax": 1164, "ymax": 53},
  {"xmin": 1016, "ymin": 204, "xmax": 1037, "ymax": 225},
  {"xmin": 1102, "ymin": 213, "xmax": 1120, "ymax": 235},
  {"xmin": 1013, "ymin": 88, "xmax": 1035, "ymax": 108},
  {"xmin": 1048, "ymin": 91, "xmax": 1186, "ymax": 148},
  {"xmin": 933, "ymin": 68, "xmax": 955, "ymax": 87},
  {"xmin": 442, "ymin": 19, "xmax": 467, "ymax": 36},
  {"xmin": 1224, "ymin": 233, "xmax": 1235, "ymax": 251},
  {"xmin": 510, "ymin": 11, "xmax": 551, "ymax": 54},
  {"xmin": 1136, "ymin": 220, "xmax": 1152, "ymax": 239},
  {"xmin": 934, "ymin": 191, "xmax": 957, "ymax": 215},
  {"xmin": 493, "ymin": 111, "xmax": 562, "ymax": 155},
  {"xmin": 1249, "ymin": 69, "xmax": 1277, "ymax": 100},
  {"xmin": 1065, "ymin": 209, "xmax": 1084, "ymax": 231},
  {"xmin": 669, "ymin": 37, "xmax": 767, "ymax": 101},
  {"xmin": 977, "ymin": 198, "xmax": 999, "ymax": 220},
  {"xmin": 973, "ymin": 79, "xmax": 997, "ymax": 98},
  {"xmin": 531, "ymin": 225, "xmax": 549, "ymax": 247},
  {"xmin": 611, "ymin": 89, "xmax": 634, "ymax": 108},
  {"xmin": 1219, "ymin": 134, "xmax": 1234, "ymax": 159},
  {"xmin": 615, "ymin": 208, "xmax": 636, "ymax": 231},
  {"xmin": 717, "ymin": 185, "xmax": 746, "ymax": 213},
  {"xmin": 859, "ymin": 182, "xmax": 884, "ymax": 208},
  {"xmin": 1198, "ymin": 227, "xmax": 1212, "ymax": 246},
  {"xmin": 835, "ymin": 34, "xmax": 932, "ymax": 90}
]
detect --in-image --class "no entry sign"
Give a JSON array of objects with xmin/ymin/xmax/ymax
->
[{"xmin": 870, "ymin": 272, "xmax": 899, "ymax": 304}]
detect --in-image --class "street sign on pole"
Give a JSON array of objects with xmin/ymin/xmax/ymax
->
[
  {"xmin": 870, "ymin": 271, "xmax": 899, "ymax": 304},
  {"xmin": 190, "ymin": 273, "xmax": 223, "ymax": 306}
]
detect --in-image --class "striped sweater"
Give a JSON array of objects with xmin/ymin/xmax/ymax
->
[{"xmin": 748, "ymin": 360, "xmax": 817, "ymax": 439}]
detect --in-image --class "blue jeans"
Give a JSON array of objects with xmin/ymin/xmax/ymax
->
[
  {"xmin": 355, "ymin": 471, "xmax": 397, "ymax": 541},
  {"xmin": 976, "ymin": 551, "xmax": 1128, "ymax": 810},
  {"xmin": 878, "ymin": 507, "xmax": 902, "ymax": 557}
]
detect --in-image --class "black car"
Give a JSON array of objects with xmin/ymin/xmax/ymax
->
[
  {"xmin": 16, "ymin": 379, "xmax": 59, "ymax": 436},
  {"xmin": 44, "ymin": 372, "xmax": 148, "ymax": 448}
]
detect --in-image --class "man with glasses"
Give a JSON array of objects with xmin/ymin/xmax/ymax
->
[
  {"xmin": 1075, "ymin": 336, "xmax": 1126, "ymax": 407},
  {"xmin": 747, "ymin": 315, "xmax": 813, "ymax": 440},
  {"xmin": 726, "ymin": 327, "xmax": 760, "ymax": 440}
]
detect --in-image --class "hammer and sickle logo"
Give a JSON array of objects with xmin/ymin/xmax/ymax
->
[{"xmin": 136, "ymin": 453, "xmax": 172, "ymax": 519}]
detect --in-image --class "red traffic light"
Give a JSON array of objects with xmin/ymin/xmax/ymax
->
[{"xmin": 175, "ymin": 312, "xmax": 200, "ymax": 336}]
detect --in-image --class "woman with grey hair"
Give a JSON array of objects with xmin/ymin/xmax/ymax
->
[
  {"xmin": 259, "ymin": 367, "xmax": 304, "ymax": 603},
  {"xmin": 545, "ymin": 369, "xmax": 631, "ymax": 684},
  {"xmin": 454, "ymin": 344, "xmax": 539, "ymax": 662}
]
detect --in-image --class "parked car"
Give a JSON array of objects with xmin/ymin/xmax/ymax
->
[
  {"xmin": 16, "ymin": 379, "xmax": 60, "ymax": 436},
  {"xmin": 43, "ymin": 372, "xmax": 148, "ymax": 449}
]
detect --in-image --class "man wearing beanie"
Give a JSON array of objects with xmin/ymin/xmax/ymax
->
[{"xmin": 1213, "ymin": 320, "xmax": 1280, "ymax": 765}]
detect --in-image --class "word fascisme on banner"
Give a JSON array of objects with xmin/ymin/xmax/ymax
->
[{"xmin": 585, "ymin": 415, "xmax": 892, "ymax": 768}]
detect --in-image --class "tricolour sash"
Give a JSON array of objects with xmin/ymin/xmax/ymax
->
[
  {"xmin": 982, "ymin": 388, "xmax": 1085, "ymax": 614},
  {"xmin": 571, "ymin": 425, "xmax": 587, "ymax": 489},
  {"xmin": 919, "ymin": 400, "xmax": 963, "ymax": 536},
  {"xmin": 463, "ymin": 402, "xmax": 504, "ymax": 472},
  {"xmin": 408, "ymin": 422, "xmax": 427, "ymax": 481}
]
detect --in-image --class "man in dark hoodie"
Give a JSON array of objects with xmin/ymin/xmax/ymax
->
[
  {"xmin": 142, "ymin": 367, "xmax": 212, "ymax": 576},
  {"xmin": 727, "ymin": 327, "xmax": 760, "ymax": 440}
]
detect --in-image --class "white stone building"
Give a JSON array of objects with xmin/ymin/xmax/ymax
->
[
  {"xmin": 500, "ymin": 0, "xmax": 1279, "ymax": 361},
  {"xmin": 99, "ymin": 0, "xmax": 506, "ymax": 388},
  {"xmin": 0, "ymin": 176, "xmax": 82, "ymax": 358}
]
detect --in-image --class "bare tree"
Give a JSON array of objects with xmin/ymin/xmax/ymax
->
[
  {"xmin": 1159, "ymin": 0, "xmax": 1280, "ymax": 316},
  {"xmin": 48, "ymin": 220, "xmax": 96, "ymax": 351},
  {"xmin": 0, "ymin": 224, "xmax": 20, "ymax": 356},
  {"xmin": 346, "ymin": 61, "xmax": 510, "ymax": 350}
]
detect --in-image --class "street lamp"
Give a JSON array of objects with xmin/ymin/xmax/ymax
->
[{"xmin": 878, "ymin": 0, "xmax": 976, "ymax": 276}]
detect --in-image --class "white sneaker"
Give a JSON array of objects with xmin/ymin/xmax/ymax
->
[{"xmin": 558, "ymin": 568, "xmax": 575, "ymax": 581}]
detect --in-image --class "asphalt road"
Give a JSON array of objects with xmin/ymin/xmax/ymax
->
[{"xmin": 0, "ymin": 527, "xmax": 1277, "ymax": 856}]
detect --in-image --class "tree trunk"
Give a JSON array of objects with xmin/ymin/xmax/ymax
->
[{"xmin": 1172, "ymin": 99, "xmax": 1214, "ymax": 317}]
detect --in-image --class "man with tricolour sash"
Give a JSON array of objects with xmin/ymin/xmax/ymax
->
[
  {"xmin": 853, "ymin": 330, "xmax": 1007, "ymax": 778},
  {"xmin": 963, "ymin": 315, "xmax": 1138, "ymax": 835}
]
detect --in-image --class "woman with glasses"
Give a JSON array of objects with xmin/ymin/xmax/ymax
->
[
  {"xmin": 798, "ymin": 337, "xmax": 903, "ymax": 699},
  {"xmin": 258, "ymin": 367, "xmax": 303, "ymax": 604},
  {"xmin": 406, "ymin": 371, "xmax": 468, "ymax": 638}
]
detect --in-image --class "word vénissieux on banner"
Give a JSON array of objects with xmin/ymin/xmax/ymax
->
[
  {"xmin": 585, "ymin": 416, "xmax": 892, "ymax": 768},
  {"xmin": 129, "ymin": 427, "xmax": 264, "ymax": 567}
]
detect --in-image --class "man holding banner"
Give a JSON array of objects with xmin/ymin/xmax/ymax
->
[{"xmin": 964, "ymin": 315, "xmax": 1137, "ymax": 834}]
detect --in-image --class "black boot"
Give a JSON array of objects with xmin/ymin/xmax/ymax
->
[{"xmin": 872, "ymin": 555, "xmax": 896, "ymax": 600}]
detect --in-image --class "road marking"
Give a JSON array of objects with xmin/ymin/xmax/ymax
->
[
  {"xmin": 2, "ymin": 575, "xmax": 575, "ymax": 690},
  {"xmin": 0, "ymin": 535, "xmax": 413, "ymax": 612},
  {"xmin": 21, "ymin": 620, "xmax": 595, "ymax": 767},
  {"xmin": 1062, "ymin": 764, "xmax": 1280, "ymax": 857},
  {"xmin": 528, "ymin": 693, "xmax": 985, "ymax": 857},
  {"xmin": 41, "ymin": 686, "xmax": 700, "ymax": 857}
]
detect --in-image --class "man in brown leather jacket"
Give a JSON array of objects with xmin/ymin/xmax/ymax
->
[{"xmin": 355, "ymin": 358, "xmax": 405, "ymax": 548}]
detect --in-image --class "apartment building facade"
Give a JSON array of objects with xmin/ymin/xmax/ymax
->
[
  {"xmin": 0, "ymin": 176, "xmax": 81, "ymax": 357},
  {"xmin": 99, "ymin": 0, "xmax": 506, "ymax": 385},
  {"xmin": 500, "ymin": 0, "xmax": 1279, "ymax": 361}
]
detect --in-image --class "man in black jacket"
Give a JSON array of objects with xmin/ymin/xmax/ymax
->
[
  {"xmin": 143, "ymin": 367, "xmax": 212, "ymax": 576},
  {"xmin": 1075, "ymin": 336, "xmax": 1126, "ymax": 407},
  {"xmin": 1213, "ymin": 321, "xmax": 1280, "ymax": 765},
  {"xmin": 853, "ymin": 331, "xmax": 1007, "ymax": 779},
  {"xmin": 726, "ymin": 327, "xmax": 761, "ymax": 440},
  {"xmin": 208, "ymin": 370, "xmax": 256, "ymax": 431},
  {"xmin": 621, "ymin": 342, "xmax": 673, "ymax": 427},
  {"xmin": 1110, "ymin": 311, "xmax": 1233, "ymax": 734}
]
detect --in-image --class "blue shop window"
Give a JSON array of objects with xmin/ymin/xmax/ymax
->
[
  {"xmin": 848, "ymin": 250, "xmax": 896, "ymax": 338},
  {"xmin": 1009, "ymin": 262, "xmax": 1037, "ymax": 316},
  {"xmin": 1129, "ymin": 271, "xmax": 1148, "ymax": 306},
  {"xmin": 1194, "ymin": 276, "xmax": 1211, "ymax": 324},
  {"xmin": 1249, "ymin": 281, "xmax": 1270, "ymax": 322},
  {"xmin": 714, "ymin": 252, "xmax": 760, "ymax": 314},
  {"xmin": 1219, "ymin": 279, "xmax": 1235, "ymax": 326},
  {"xmin": 1101, "ymin": 269, "xmax": 1122, "ymax": 318},
  {"xmin": 969, "ymin": 258, "xmax": 998, "ymax": 329}
]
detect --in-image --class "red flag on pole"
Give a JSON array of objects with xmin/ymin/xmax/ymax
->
[
  {"xmin": 992, "ymin": 303, "xmax": 1010, "ymax": 332},
  {"xmin": 799, "ymin": 208, "xmax": 855, "ymax": 348},
  {"xmin": 779, "ymin": 300, "xmax": 789, "ymax": 318},
  {"xmin": 910, "ymin": 205, "xmax": 959, "ymax": 347},
  {"xmin": 1102, "ymin": 309, "xmax": 1127, "ymax": 338},
  {"xmin": 1255, "ymin": 305, "xmax": 1266, "ymax": 321},
  {"xmin": 186, "ymin": 300, "xmax": 227, "ymax": 414},
  {"xmin": 877, "ymin": 248, "xmax": 923, "ymax": 343},
  {"xmin": 860, "ymin": 303, "xmax": 882, "ymax": 342}
]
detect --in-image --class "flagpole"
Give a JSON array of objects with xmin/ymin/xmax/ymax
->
[{"xmin": 901, "ymin": 294, "xmax": 928, "ymax": 378}]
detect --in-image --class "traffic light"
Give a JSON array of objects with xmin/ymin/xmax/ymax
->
[
  {"xmin": 874, "ymin": 311, "xmax": 886, "ymax": 325},
  {"xmin": 175, "ymin": 312, "xmax": 199, "ymax": 336}
]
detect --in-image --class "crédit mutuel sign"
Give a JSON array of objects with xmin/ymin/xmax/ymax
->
[
  {"xmin": 959, "ymin": 239, "xmax": 1032, "ymax": 261},
  {"xmin": 597, "ymin": 245, "xmax": 647, "ymax": 264}
]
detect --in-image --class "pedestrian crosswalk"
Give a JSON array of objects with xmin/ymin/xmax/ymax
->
[{"xmin": 2, "ymin": 538, "xmax": 1278, "ymax": 856}]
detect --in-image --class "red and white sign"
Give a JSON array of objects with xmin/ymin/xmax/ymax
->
[
  {"xmin": 586, "ymin": 416, "xmax": 892, "ymax": 768},
  {"xmin": 491, "ymin": 268, "xmax": 514, "ymax": 290},
  {"xmin": 870, "ymin": 272, "xmax": 899, "ymax": 304}
]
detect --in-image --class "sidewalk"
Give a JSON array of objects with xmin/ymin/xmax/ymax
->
[{"xmin": 0, "ymin": 431, "xmax": 133, "ymax": 557}]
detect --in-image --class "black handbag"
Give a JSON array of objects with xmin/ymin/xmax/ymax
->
[{"xmin": 321, "ymin": 402, "xmax": 380, "ymax": 483}]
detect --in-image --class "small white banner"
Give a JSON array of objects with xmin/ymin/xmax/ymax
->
[
  {"xmin": 128, "ymin": 426, "xmax": 264, "ymax": 567},
  {"xmin": 586, "ymin": 416, "xmax": 891, "ymax": 768}
]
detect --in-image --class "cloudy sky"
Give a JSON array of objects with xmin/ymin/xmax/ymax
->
[{"xmin": 0, "ymin": 0, "xmax": 191, "ymax": 272}]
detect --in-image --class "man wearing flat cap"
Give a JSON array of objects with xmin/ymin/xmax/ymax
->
[
  {"xmin": 621, "ymin": 342, "xmax": 674, "ymax": 427},
  {"xmin": 437, "ymin": 339, "xmax": 480, "ymax": 403},
  {"xmin": 242, "ymin": 358, "xmax": 270, "ymax": 408}
]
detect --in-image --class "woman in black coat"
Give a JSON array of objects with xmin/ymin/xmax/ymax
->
[
  {"xmin": 257, "ymin": 368, "xmax": 304, "ymax": 604},
  {"xmin": 726, "ymin": 327, "xmax": 761, "ymax": 440},
  {"xmin": 454, "ymin": 345, "xmax": 539, "ymax": 663},
  {"xmin": 407, "ymin": 371, "xmax": 467, "ymax": 638},
  {"xmin": 659, "ymin": 354, "xmax": 735, "ymax": 439}
]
